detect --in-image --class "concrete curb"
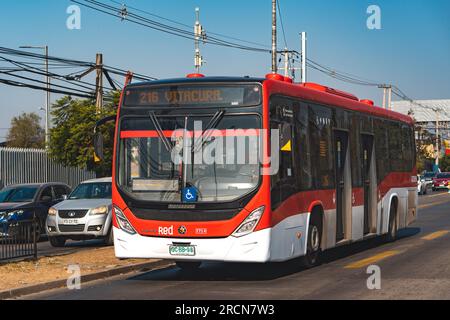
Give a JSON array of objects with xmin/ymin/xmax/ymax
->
[{"xmin": 0, "ymin": 259, "xmax": 172, "ymax": 300}]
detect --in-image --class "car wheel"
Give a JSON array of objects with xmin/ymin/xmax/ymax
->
[
  {"xmin": 176, "ymin": 261, "xmax": 202, "ymax": 271},
  {"xmin": 49, "ymin": 236, "xmax": 66, "ymax": 247},
  {"xmin": 31, "ymin": 219, "xmax": 42, "ymax": 242},
  {"xmin": 104, "ymin": 226, "xmax": 114, "ymax": 246}
]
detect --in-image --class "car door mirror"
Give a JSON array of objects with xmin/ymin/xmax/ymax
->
[{"xmin": 62, "ymin": 194, "xmax": 68, "ymax": 200}]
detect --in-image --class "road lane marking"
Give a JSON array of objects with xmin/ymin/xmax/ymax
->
[
  {"xmin": 418, "ymin": 198, "xmax": 450, "ymax": 209},
  {"xmin": 421, "ymin": 230, "xmax": 450, "ymax": 240},
  {"xmin": 344, "ymin": 250, "xmax": 401, "ymax": 269}
]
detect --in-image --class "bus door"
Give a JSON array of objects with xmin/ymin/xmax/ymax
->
[
  {"xmin": 361, "ymin": 134, "xmax": 374, "ymax": 235},
  {"xmin": 334, "ymin": 130, "xmax": 348, "ymax": 242}
]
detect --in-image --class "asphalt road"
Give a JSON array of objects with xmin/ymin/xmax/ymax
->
[
  {"xmin": 22, "ymin": 191, "xmax": 450, "ymax": 300},
  {"xmin": 36, "ymin": 238, "xmax": 108, "ymax": 258}
]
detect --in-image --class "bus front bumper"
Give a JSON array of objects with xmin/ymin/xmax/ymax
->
[{"xmin": 113, "ymin": 226, "xmax": 271, "ymax": 263}]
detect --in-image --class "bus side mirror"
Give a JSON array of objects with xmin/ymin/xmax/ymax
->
[
  {"xmin": 93, "ymin": 115, "xmax": 116, "ymax": 163},
  {"xmin": 94, "ymin": 131, "xmax": 104, "ymax": 163}
]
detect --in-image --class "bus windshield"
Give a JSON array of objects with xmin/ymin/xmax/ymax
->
[{"xmin": 118, "ymin": 114, "xmax": 261, "ymax": 203}]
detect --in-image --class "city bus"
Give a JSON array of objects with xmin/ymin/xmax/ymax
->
[{"xmin": 94, "ymin": 72, "xmax": 417, "ymax": 270}]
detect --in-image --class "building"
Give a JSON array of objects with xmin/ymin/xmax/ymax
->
[{"xmin": 392, "ymin": 99, "xmax": 450, "ymax": 168}]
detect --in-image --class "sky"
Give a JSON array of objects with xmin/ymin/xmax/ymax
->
[{"xmin": 0, "ymin": 0, "xmax": 449, "ymax": 141}]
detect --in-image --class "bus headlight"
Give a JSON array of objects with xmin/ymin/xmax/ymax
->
[
  {"xmin": 114, "ymin": 206, "xmax": 136, "ymax": 235},
  {"xmin": 232, "ymin": 206, "xmax": 265, "ymax": 238},
  {"xmin": 89, "ymin": 205, "xmax": 109, "ymax": 215}
]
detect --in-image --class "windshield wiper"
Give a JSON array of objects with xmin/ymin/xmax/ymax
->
[
  {"xmin": 192, "ymin": 110, "xmax": 226, "ymax": 153},
  {"xmin": 149, "ymin": 111, "xmax": 172, "ymax": 153}
]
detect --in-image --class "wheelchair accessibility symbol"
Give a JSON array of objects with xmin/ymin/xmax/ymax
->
[{"xmin": 182, "ymin": 187, "xmax": 197, "ymax": 203}]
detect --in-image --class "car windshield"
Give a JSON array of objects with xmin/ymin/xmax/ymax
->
[
  {"xmin": 118, "ymin": 114, "xmax": 261, "ymax": 203},
  {"xmin": 436, "ymin": 173, "xmax": 450, "ymax": 179},
  {"xmin": 0, "ymin": 186, "xmax": 39, "ymax": 203},
  {"xmin": 69, "ymin": 182, "xmax": 112, "ymax": 199}
]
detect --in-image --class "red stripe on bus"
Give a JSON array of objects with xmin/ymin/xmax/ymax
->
[{"xmin": 120, "ymin": 130, "xmax": 261, "ymax": 139}]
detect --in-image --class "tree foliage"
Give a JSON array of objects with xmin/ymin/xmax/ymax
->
[
  {"xmin": 6, "ymin": 112, "xmax": 45, "ymax": 148},
  {"xmin": 49, "ymin": 93, "xmax": 119, "ymax": 177},
  {"xmin": 439, "ymin": 155, "xmax": 450, "ymax": 172}
]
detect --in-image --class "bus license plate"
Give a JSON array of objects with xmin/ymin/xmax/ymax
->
[{"xmin": 169, "ymin": 245, "xmax": 195, "ymax": 256}]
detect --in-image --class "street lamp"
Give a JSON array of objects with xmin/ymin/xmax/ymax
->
[{"xmin": 19, "ymin": 45, "xmax": 50, "ymax": 147}]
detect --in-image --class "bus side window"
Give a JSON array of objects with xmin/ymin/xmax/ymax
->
[
  {"xmin": 269, "ymin": 96, "xmax": 297, "ymax": 210},
  {"xmin": 295, "ymin": 102, "xmax": 312, "ymax": 190},
  {"xmin": 309, "ymin": 104, "xmax": 334, "ymax": 189}
]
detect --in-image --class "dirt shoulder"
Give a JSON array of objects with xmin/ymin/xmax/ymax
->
[{"xmin": 0, "ymin": 246, "xmax": 153, "ymax": 291}]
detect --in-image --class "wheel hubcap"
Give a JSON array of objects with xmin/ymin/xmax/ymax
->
[{"xmin": 310, "ymin": 225, "xmax": 320, "ymax": 251}]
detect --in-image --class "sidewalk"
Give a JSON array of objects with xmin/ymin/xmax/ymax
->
[{"xmin": 0, "ymin": 246, "xmax": 168, "ymax": 298}]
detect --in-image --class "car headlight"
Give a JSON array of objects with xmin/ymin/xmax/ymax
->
[
  {"xmin": 48, "ymin": 207, "xmax": 58, "ymax": 216},
  {"xmin": 89, "ymin": 205, "xmax": 109, "ymax": 215},
  {"xmin": 7, "ymin": 210, "xmax": 24, "ymax": 219},
  {"xmin": 232, "ymin": 206, "xmax": 265, "ymax": 238},
  {"xmin": 114, "ymin": 206, "xmax": 136, "ymax": 235}
]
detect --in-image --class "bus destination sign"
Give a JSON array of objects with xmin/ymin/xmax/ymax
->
[{"xmin": 123, "ymin": 84, "xmax": 261, "ymax": 107}]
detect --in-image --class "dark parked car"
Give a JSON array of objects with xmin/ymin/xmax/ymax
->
[{"xmin": 0, "ymin": 183, "xmax": 71, "ymax": 239}]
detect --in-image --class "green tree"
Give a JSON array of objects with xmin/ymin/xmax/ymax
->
[
  {"xmin": 439, "ymin": 155, "xmax": 450, "ymax": 172},
  {"xmin": 49, "ymin": 93, "xmax": 119, "ymax": 177},
  {"xmin": 6, "ymin": 112, "xmax": 45, "ymax": 148}
]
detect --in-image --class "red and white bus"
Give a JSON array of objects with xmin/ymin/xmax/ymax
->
[{"xmin": 95, "ymin": 73, "xmax": 417, "ymax": 269}]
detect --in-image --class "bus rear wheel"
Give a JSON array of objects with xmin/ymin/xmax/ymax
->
[
  {"xmin": 386, "ymin": 202, "xmax": 398, "ymax": 242},
  {"xmin": 302, "ymin": 213, "xmax": 322, "ymax": 268},
  {"xmin": 176, "ymin": 261, "xmax": 202, "ymax": 271}
]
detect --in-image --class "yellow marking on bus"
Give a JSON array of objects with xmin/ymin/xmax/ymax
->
[
  {"xmin": 344, "ymin": 250, "xmax": 401, "ymax": 269},
  {"xmin": 421, "ymin": 230, "xmax": 450, "ymax": 240},
  {"xmin": 281, "ymin": 140, "xmax": 292, "ymax": 152}
]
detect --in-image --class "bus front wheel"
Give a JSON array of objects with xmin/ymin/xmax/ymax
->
[{"xmin": 302, "ymin": 212, "xmax": 322, "ymax": 268}]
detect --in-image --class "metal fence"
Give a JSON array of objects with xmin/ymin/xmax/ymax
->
[
  {"xmin": 0, "ymin": 217, "xmax": 37, "ymax": 262},
  {"xmin": 0, "ymin": 147, "xmax": 96, "ymax": 188}
]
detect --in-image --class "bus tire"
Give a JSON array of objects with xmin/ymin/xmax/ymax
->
[
  {"xmin": 302, "ymin": 210, "xmax": 323, "ymax": 268},
  {"xmin": 176, "ymin": 261, "xmax": 202, "ymax": 271},
  {"xmin": 386, "ymin": 200, "xmax": 398, "ymax": 242}
]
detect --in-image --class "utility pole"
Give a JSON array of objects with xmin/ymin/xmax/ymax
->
[
  {"xmin": 271, "ymin": 0, "xmax": 277, "ymax": 73},
  {"xmin": 387, "ymin": 85, "xmax": 392, "ymax": 110},
  {"xmin": 436, "ymin": 111, "xmax": 440, "ymax": 167},
  {"xmin": 20, "ymin": 45, "xmax": 50, "ymax": 147},
  {"xmin": 95, "ymin": 53, "xmax": 103, "ymax": 114},
  {"xmin": 44, "ymin": 45, "xmax": 50, "ymax": 145},
  {"xmin": 194, "ymin": 7, "xmax": 205, "ymax": 73},
  {"xmin": 378, "ymin": 84, "xmax": 392, "ymax": 109},
  {"xmin": 283, "ymin": 48, "xmax": 289, "ymax": 77},
  {"xmin": 300, "ymin": 32, "xmax": 307, "ymax": 83},
  {"xmin": 280, "ymin": 49, "xmax": 300, "ymax": 80}
]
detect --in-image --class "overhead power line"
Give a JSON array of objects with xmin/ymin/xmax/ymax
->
[{"xmin": 71, "ymin": 0, "xmax": 271, "ymax": 53}]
